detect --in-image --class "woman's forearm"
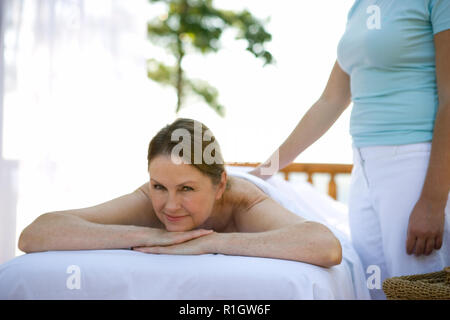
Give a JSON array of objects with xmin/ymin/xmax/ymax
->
[
  {"xmin": 18, "ymin": 212, "xmax": 153, "ymax": 253},
  {"xmin": 211, "ymin": 222, "xmax": 342, "ymax": 267}
]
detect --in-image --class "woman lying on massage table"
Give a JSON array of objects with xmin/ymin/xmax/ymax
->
[{"xmin": 18, "ymin": 118, "xmax": 342, "ymax": 268}]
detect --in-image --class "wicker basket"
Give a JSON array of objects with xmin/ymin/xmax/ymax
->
[{"xmin": 382, "ymin": 267, "xmax": 450, "ymax": 300}]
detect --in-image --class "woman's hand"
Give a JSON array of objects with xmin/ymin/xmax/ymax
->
[
  {"xmin": 141, "ymin": 228, "xmax": 215, "ymax": 248},
  {"xmin": 134, "ymin": 231, "xmax": 219, "ymax": 255},
  {"xmin": 406, "ymin": 196, "xmax": 446, "ymax": 256}
]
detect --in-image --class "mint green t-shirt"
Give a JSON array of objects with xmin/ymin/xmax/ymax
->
[{"xmin": 337, "ymin": 0, "xmax": 450, "ymax": 147}]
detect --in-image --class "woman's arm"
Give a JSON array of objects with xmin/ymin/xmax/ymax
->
[
  {"xmin": 18, "ymin": 183, "xmax": 213, "ymax": 253},
  {"xmin": 249, "ymin": 60, "xmax": 351, "ymax": 179},
  {"xmin": 19, "ymin": 212, "xmax": 151, "ymax": 253},
  {"xmin": 212, "ymin": 222, "xmax": 341, "ymax": 268},
  {"xmin": 406, "ymin": 30, "xmax": 450, "ymax": 256},
  {"xmin": 214, "ymin": 197, "xmax": 342, "ymax": 267}
]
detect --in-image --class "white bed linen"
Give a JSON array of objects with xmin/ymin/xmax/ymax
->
[{"xmin": 0, "ymin": 169, "xmax": 370, "ymax": 300}]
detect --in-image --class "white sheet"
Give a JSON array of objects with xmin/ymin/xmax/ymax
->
[{"xmin": 0, "ymin": 169, "xmax": 370, "ymax": 300}]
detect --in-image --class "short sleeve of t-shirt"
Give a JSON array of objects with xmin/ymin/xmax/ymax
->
[{"xmin": 430, "ymin": 0, "xmax": 450, "ymax": 34}]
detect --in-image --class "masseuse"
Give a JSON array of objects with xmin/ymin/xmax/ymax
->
[{"xmin": 250, "ymin": 1, "xmax": 450, "ymax": 299}]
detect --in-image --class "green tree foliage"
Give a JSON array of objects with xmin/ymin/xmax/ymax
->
[{"xmin": 147, "ymin": 0, "xmax": 274, "ymax": 116}]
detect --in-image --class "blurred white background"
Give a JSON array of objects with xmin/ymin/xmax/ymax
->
[{"xmin": 0, "ymin": 0, "xmax": 354, "ymax": 260}]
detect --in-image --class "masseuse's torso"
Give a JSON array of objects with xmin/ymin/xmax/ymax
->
[{"xmin": 337, "ymin": 0, "xmax": 450, "ymax": 147}]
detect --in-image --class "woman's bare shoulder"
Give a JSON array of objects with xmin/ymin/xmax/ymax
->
[
  {"xmin": 225, "ymin": 176, "xmax": 269, "ymax": 212},
  {"xmin": 226, "ymin": 177, "xmax": 306, "ymax": 232}
]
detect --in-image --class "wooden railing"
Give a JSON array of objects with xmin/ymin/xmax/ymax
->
[{"xmin": 226, "ymin": 162, "xmax": 353, "ymax": 200}]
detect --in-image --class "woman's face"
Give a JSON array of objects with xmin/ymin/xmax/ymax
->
[{"xmin": 148, "ymin": 155, "xmax": 226, "ymax": 232}]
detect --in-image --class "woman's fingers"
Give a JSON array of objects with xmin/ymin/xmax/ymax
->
[
  {"xmin": 134, "ymin": 229, "xmax": 215, "ymax": 254},
  {"xmin": 134, "ymin": 246, "xmax": 162, "ymax": 254},
  {"xmin": 166, "ymin": 229, "xmax": 214, "ymax": 245},
  {"xmin": 145, "ymin": 228, "xmax": 214, "ymax": 247}
]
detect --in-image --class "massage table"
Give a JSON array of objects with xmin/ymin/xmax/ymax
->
[{"xmin": 0, "ymin": 165, "xmax": 370, "ymax": 300}]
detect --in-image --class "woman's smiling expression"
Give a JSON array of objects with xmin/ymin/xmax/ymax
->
[{"xmin": 148, "ymin": 155, "xmax": 226, "ymax": 232}]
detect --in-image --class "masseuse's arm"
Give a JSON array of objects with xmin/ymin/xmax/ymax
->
[
  {"xmin": 406, "ymin": 30, "xmax": 450, "ymax": 256},
  {"xmin": 249, "ymin": 60, "xmax": 351, "ymax": 179},
  {"xmin": 18, "ymin": 183, "xmax": 212, "ymax": 253}
]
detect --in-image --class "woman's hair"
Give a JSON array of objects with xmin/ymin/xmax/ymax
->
[{"xmin": 147, "ymin": 118, "xmax": 225, "ymax": 185}]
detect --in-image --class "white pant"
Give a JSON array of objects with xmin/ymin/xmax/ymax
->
[{"xmin": 348, "ymin": 142, "xmax": 450, "ymax": 300}]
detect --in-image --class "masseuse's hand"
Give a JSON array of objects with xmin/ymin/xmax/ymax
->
[
  {"xmin": 406, "ymin": 196, "xmax": 446, "ymax": 256},
  {"xmin": 248, "ymin": 166, "xmax": 272, "ymax": 181},
  {"xmin": 133, "ymin": 231, "xmax": 218, "ymax": 255}
]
